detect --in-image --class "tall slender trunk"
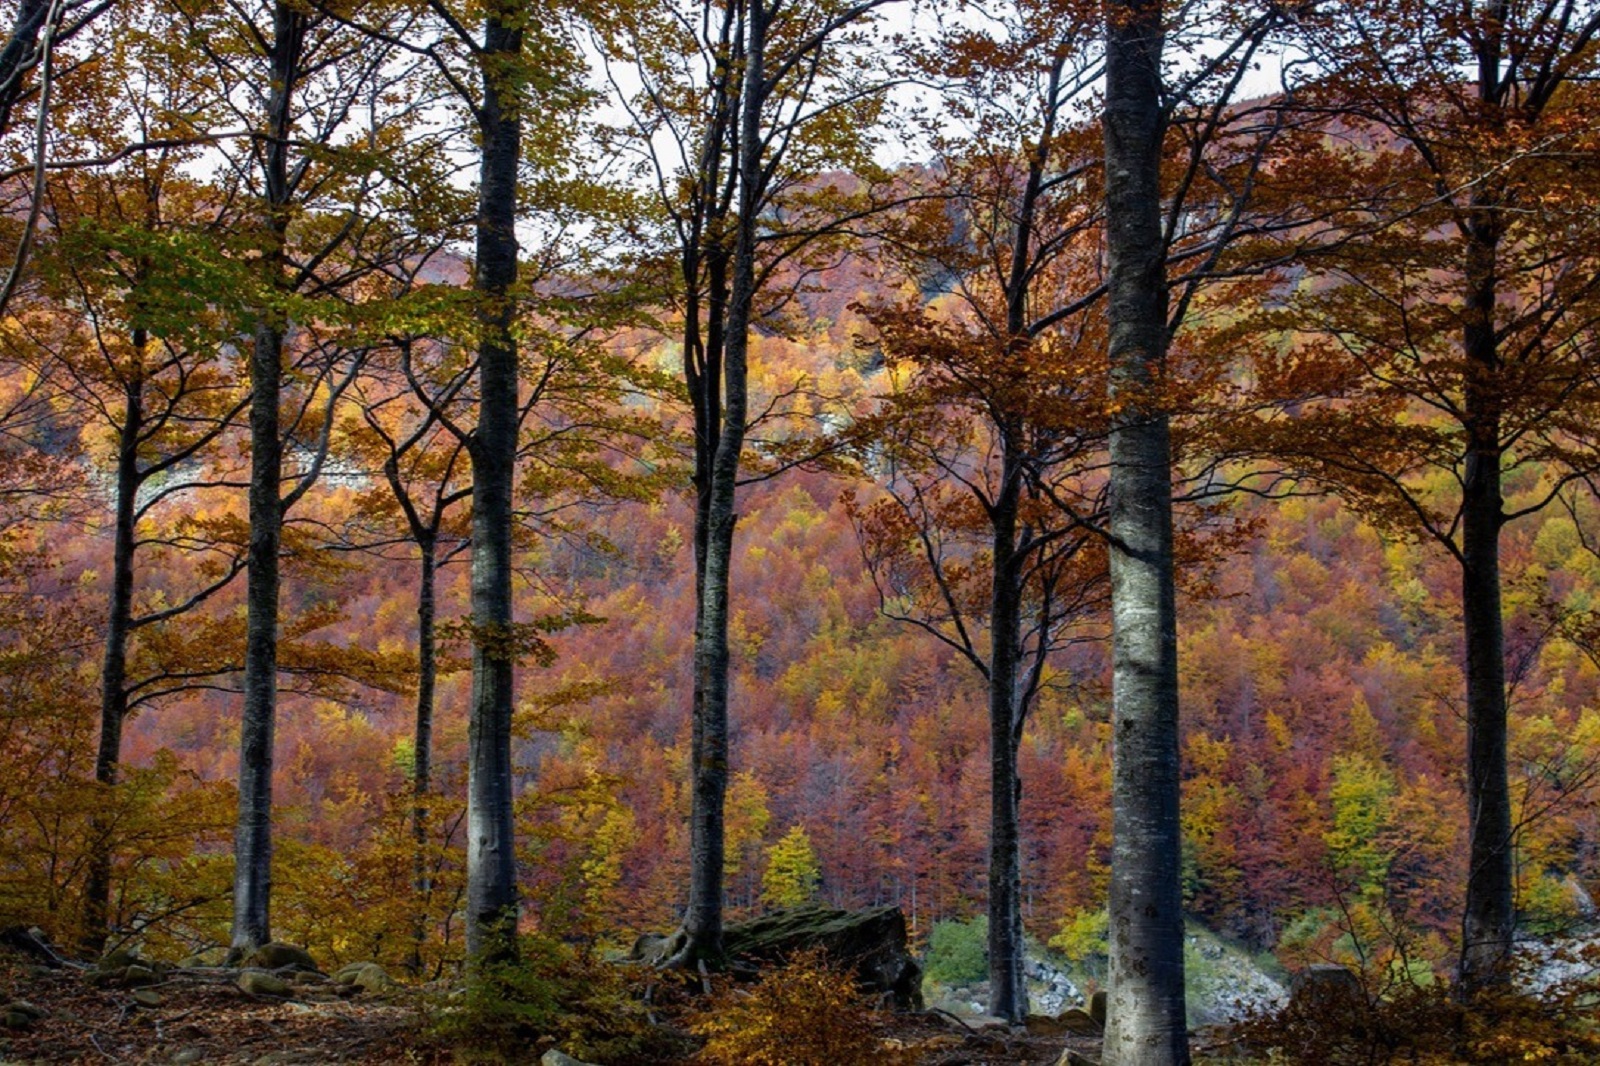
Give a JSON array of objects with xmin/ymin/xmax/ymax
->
[
  {"xmin": 231, "ymin": 2, "xmax": 301, "ymax": 955},
  {"xmin": 410, "ymin": 538, "xmax": 437, "ymax": 975},
  {"xmin": 682, "ymin": 0, "xmax": 765, "ymax": 966},
  {"xmin": 986, "ymin": 454, "xmax": 1027, "ymax": 1022},
  {"xmin": 464, "ymin": 0, "xmax": 523, "ymax": 968},
  {"xmin": 83, "ymin": 365, "xmax": 144, "ymax": 953},
  {"xmin": 1458, "ymin": 193, "xmax": 1511, "ymax": 992},
  {"xmin": 1102, "ymin": 0, "xmax": 1188, "ymax": 1062},
  {"xmin": 1455, "ymin": 5, "xmax": 1513, "ymax": 992}
]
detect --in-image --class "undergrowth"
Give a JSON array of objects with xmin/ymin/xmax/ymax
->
[
  {"xmin": 1224, "ymin": 947, "xmax": 1600, "ymax": 1065},
  {"xmin": 425, "ymin": 935, "xmax": 692, "ymax": 1064},
  {"xmin": 690, "ymin": 947, "xmax": 883, "ymax": 1066}
]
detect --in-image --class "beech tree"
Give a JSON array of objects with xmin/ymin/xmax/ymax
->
[
  {"xmin": 166, "ymin": 0, "xmax": 447, "ymax": 952},
  {"xmin": 1243, "ymin": 0, "xmax": 1600, "ymax": 993},
  {"xmin": 34, "ymin": 178, "xmax": 251, "ymax": 952},
  {"xmin": 1097, "ymin": 0, "xmax": 1298, "ymax": 1058},
  {"xmin": 598, "ymin": 0, "xmax": 897, "ymax": 965},
  {"xmin": 853, "ymin": 2, "xmax": 1113, "ymax": 1019}
]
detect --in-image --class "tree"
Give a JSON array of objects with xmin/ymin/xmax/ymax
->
[
  {"xmin": 166, "ymin": 0, "xmax": 441, "ymax": 953},
  {"xmin": 1098, "ymin": 0, "xmax": 1296, "ymax": 1059},
  {"xmin": 1251, "ymin": 0, "xmax": 1600, "ymax": 992},
  {"xmin": 33, "ymin": 178, "xmax": 251, "ymax": 952},
  {"xmin": 852, "ymin": 3, "xmax": 1113, "ymax": 1016},
  {"xmin": 762, "ymin": 823, "xmax": 820, "ymax": 906},
  {"xmin": 598, "ymin": 0, "xmax": 897, "ymax": 966}
]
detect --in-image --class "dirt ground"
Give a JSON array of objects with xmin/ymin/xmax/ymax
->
[{"xmin": 0, "ymin": 947, "xmax": 1107, "ymax": 1065}]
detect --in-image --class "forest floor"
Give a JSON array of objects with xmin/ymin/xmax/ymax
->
[{"xmin": 0, "ymin": 947, "xmax": 1107, "ymax": 1064}]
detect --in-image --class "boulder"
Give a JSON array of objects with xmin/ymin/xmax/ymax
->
[
  {"xmin": 1288, "ymin": 964, "xmax": 1363, "ymax": 1012},
  {"xmin": 123, "ymin": 964, "xmax": 159, "ymax": 986},
  {"xmin": 332, "ymin": 962, "xmax": 394, "ymax": 993},
  {"xmin": 132, "ymin": 989, "xmax": 164, "ymax": 1008},
  {"xmin": 627, "ymin": 931, "xmax": 681, "ymax": 967},
  {"xmin": 247, "ymin": 942, "xmax": 319, "ymax": 972},
  {"xmin": 2, "ymin": 1000, "xmax": 44, "ymax": 1029},
  {"xmin": 1054, "ymin": 1007, "xmax": 1102, "ymax": 1035},
  {"xmin": 177, "ymin": 946, "xmax": 229, "ymax": 969},
  {"xmin": 238, "ymin": 970, "xmax": 291, "ymax": 997},
  {"xmin": 720, "ymin": 905, "xmax": 924, "ymax": 1010},
  {"xmin": 0, "ymin": 927, "xmax": 61, "ymax": 968}
]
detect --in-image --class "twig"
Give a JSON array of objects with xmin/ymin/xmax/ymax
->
[{"xmin": 926, "ymin": 1006, "xmax": 984, "ymax": 1035}]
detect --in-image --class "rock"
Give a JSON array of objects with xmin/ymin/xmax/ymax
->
[
  {"xmin": 2, "ymin": 1000, "xmax": 44, "ymax": 1028},
  {"xmin": 719, "ymin": 905, "xmax": 924, "ymax": 1010},
  {"xmin": 133, "ymin": 989, "xmax": 164, "ymax": 1008},
  {"xmin": 1288, "ymin": 964, "xmax": 1363, "ymax": 1012},
  {"xmin": 541, "ymin": 1051, "xmax": 600, "ymax": 1066},
  {"xmin": 124, "ymin": 964, "xmax": 158, "ymax": 986},
  {"xmin": 1089, "ymin": 989, "xmax": 1107, "ymax": 1028},
  {"xmin": 960, "ymin": 1014, "xmax": 1013, "ymax": 1031},
  {"xmin": 1025, "ymin": 1013, "xmax": 1072, "ymax": 1035},
  {"xmin": 171, "ymin": 1050, "xmax": 206, "ymax": 1065},
  {"xmin": 332, "ymin": 962, "xmax": 393, "ymax": 993},
  {"xmin": 177, "ymin": 946, "xmax": 229, "ymax": 968},
  {"xmin": 247, "ymin": 942, "xmax": 318, "ymax": 972},
  {"xmin": 1054, "ymin": 1007, "xmax": 1102, "ymax": 1035},
  {"xmin": 0, "ymin": 927, "xmax": 60, "ymax": 968},
  {"xmin": 238, "ymin": 970, "xmax": 291, "ymax": 997},
  {"xmin": 99, "ymin": 947, "xmax": 141, "ymax": 971},
  {"xmin": 627, "ymin": 931, "xmax": 682, "ymax": 967}
]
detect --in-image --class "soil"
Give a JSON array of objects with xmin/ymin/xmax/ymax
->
[{"xmin": 0, "ymin": 947, "xmax": 1102, "ymax": 1064}]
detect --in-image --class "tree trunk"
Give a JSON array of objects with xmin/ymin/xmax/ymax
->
[
  {"xmin": 83, "ymin": 367, "xmax": 143, "ymax": 953},
  {"xmin": 463, "ymin": 0, "xmax": 523, "ymax": 969},
  {"xmin": 987, "ymin": 454, "xmax": 1027, "ymax": 1022},
  {"xmin": 410, "ymin": 538, "xmax": 437, "ymax": 975},
  {"xmin": 231, "ymin": 1, "xmax": 301, "ymax": 955},
  {"xmin": 1457, "ymin": 189, "xmax": 1511, "ymax": 993},
  {"xmin": 1455, "ymin": 3, "xmax": 1513, "ymax": 993},
  {"xmin": 1102, "ymin": 0, "xmax": 1189, "ymax": 1062},
  {"xmin": 680, "ymin": 0, "xmax": 767, "ymax": 968}
]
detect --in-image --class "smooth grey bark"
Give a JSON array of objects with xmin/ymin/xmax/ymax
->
[
  {"xmin": 681, "ymin": 0, "xmax": 765, "ymax": 968},
  {"xmin": 230, "ymin": 0, "xmax": 302, "ymax": 956},
  {"xmin": 463, "ymin": 0, "xmax": 523, "ymax": 968},
  {"xmin": 1102, "ymin": 0, "xmax": 1189, "ymax": 1062}
]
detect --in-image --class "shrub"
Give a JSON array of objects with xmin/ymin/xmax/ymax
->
[
  {"xmin": 923, "ymin": 917, "xmax": 988, "ymax": 987},
  {"xmin": 428, "ymin": 935, "xmax": 689, "ymax": 1064},
  {"xmin": 1231, "ymin": 966, "xmax": 1600, "ymax": 1065},
  {"xmin": 692, "ymin": 948, "xmax": 881, "ymax": 1066}
]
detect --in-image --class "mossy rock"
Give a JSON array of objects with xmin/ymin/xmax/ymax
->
[
  {"xmin": 246, "ymin": 942, "xmax": 318, "ymax": 972},
  {"xmin": 177, "ymin": 946, "xmax": 229, "ymax": 968},
  {"xmin": 1054, "ymin": 1007, "xmax": 1102, "ymax": 1035},
  {"xmin": 2, "ymin": 1001, "xmax": 44, "ymax": 1028},
  {"xmin": 332, "ymin": 962, "xmax": 393, "ymax": 993},
  {"xmin": 238, "ymin": 970, "xmax": 291, "ymax": 997},
  {"xmin": 722, "ymin": 905, "xmax": 923, "ymax": 1010},
  {"xmin": 97, "ymin": 947, "xmax": 141, "ymax": 972}
]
